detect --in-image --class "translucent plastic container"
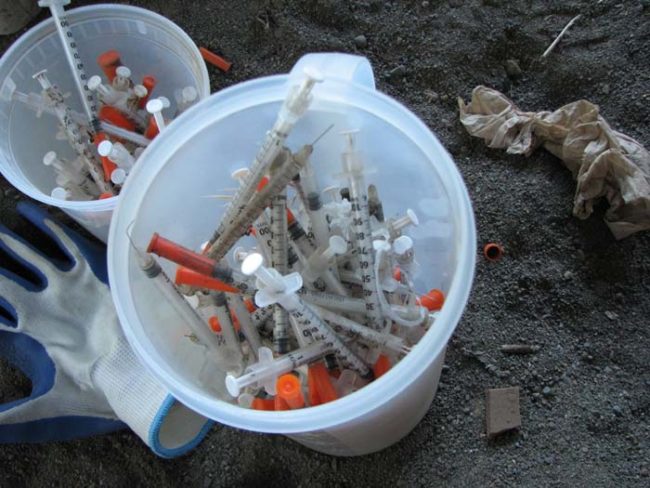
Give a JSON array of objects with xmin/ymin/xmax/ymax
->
[
  {"xmin": 0, "ymin": 4, "xmax": 209, "ymax": 242},
  {"xmin": 108, "ymin": 54, "xmax": 476, "ymax": 456}
]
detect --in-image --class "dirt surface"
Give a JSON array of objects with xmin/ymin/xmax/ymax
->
[{"xmin": 1, "ymin": 0, "xmax": 649, "ymax": 486}]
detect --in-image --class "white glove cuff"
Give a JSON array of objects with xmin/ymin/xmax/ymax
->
[{"xmin": 93, "ymin": 336, "xmax": 212, "ymax": 457}]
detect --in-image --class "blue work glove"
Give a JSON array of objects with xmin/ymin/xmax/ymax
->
[{"xmin": 0, "ymin": 202, "xmax": 213, "ymax": 457}]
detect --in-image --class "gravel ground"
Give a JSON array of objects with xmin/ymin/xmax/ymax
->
[{"xmin": 1, "ymin": 0, "xmax": 649, "ymax": 486}]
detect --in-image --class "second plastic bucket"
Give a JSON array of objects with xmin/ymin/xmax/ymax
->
[
  {"xmin": 109, "ymin": 53, "xmax": 475, "ymax": 455},
  {"xmin": 0, "ymin": 4, "xmax": 209, "ymax": 242}
]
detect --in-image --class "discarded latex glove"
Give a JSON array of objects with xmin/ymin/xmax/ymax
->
[
  {"xmin": 458, "ymin": 85, "xmax": 650, "ymax": 239},
  {"xmin": 0, "ymin": 202, "xmax": 212, "ymax": 457}
]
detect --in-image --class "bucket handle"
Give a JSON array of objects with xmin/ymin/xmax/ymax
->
[{"xmin": 289, "ymin": 53, "xmax": 375, "ymax": 90}]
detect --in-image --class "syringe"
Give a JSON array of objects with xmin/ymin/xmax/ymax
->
[
  {"xmin": 147, "ymin": 232, "xmax": 253, "ymax": 293},
  {"xmin": 43, "ymin": 151, "xmax": 99, "ymax": 197},
  {"xmin": 39, "ymin": 0, "xmax": 101, "ymax": 134},
  {"xmin": 130, "ymin": 241, "xmax": 225, "ymax": 355},
  {"xmin": 340, "ymin": 130, "xmax": 385, "ymax": 333},
  {"xmin": 300, "ymin": 235, "xmax": 349, "ymax": 295},
  {"xmin": 310, "ymin": 305, "xmax": 410, "ymax": 355},
  {"xmin": 227, "ymin": 294, "xmax": 263, "ymax": 359},
  {"xmin": 241, "ymin": 253, "xmax": 372, "ymax": 378},
  {"xmin": 204, "ymin": 68, "xmax": 323, "ymax": 253},
  {"xmin": 225, "ymin": 342, "xmax": 330, "ymax": 397},
  {"xmin": 270, "ymin": 189, "xmax": 291, "ymax": 353},
  {"xmin": 206, "ymin": 145, "xmax": 312, "ymax": 263},
  {"xmin": 208, "ymin": 292, "xmax": 245, "ymax": 370},
  {"xmin": 97, "ymin": 140, "xmax": 135, "ymax": 172},
  {"xmin": 33, "ymin": 70, "xmax": 112, "ymax": 195}
]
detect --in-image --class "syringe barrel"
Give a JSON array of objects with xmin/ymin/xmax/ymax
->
[
  {"xmin": 147, "ymin": 232, "xmax": 218, "ymax": 277},
  {"xmin": 142, "ymin": 258, "xmax": 223, "ymax": 352}
]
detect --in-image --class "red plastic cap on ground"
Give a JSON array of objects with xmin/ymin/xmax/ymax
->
[
  {"xmin": 96, "ymin": 50, "xmax": 122, "ymax": 81},
  {"xmin": 98, "ymin": 192, "xmax": 113, "ymax": 200},
  {"xmin": 199, "ymin": 47, "xmax": 232, "ymax": 72},
  {"xmin": 484, "ymin": 242, "xmax": 504, "ymax": 262},
  {"xmin": 276, "ymin": 374, "xmax": 305, "ymax": 409}
]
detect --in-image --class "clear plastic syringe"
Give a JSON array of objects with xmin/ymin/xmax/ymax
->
[
  {"xmin": 39, "ymin": 0, "xmax": 101, "ymax": 134},
  {"xmin": 310, "ymin": 305, "xmax": 410, "ymax": 356},
  {"xmin": 33, "ymin": 70, "xmax": 112, "ymax": 195},
  {"xmin": 241, "ymin": 253, "xmax": 373, "ymax": 378},
  {"xmin": 225, "ymin": 342, "xmax": 330, "ymax": 397},
  {"xmin": 206, "ymin": 145, "xmax": 312, "ymax": 263},
  {"xmin": 43, "ymin": 151, "xmax": 99, "ymax": 197},
  {"xmin": 132, "ymin": 245, "xmax": 225, "ymax": 355},
  {"xmin": 205, "ymin": 68, "xmax": 323, "ymax": 253},
  {"xmin": 270, "ymin": 189, "xmax": 291, "ymax": 353},
  {"xmin": 339, "ymin": 131, "xmax": 385, "ymax": 333},
  {"xmin": 208, "ymin": 292, "xmax": 245, "ymax": 371},
  {"xmin": 227, "ymin": 294, "xmax": 263, "ymax": 359}
]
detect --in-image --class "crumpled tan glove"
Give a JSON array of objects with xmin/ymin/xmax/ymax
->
[{"xmin": 458, "ymin": 85, "xmax": 650, "ymax": 239}]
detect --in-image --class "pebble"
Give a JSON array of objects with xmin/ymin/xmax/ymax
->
[
  {"xmin": 604, "ymin": 311, "xmax": 619, "ymax": 320},
  {"xmin": 354, "ymin": 34, "xmax": 368, "ymax": 48},
  {"xmin": 604, "ymin": 366, "xmax": 613, "ymax": 374},
  {"xmin": 612, "ymin": 405, "xmax": 623, "ymax": 417},
  {"xmin": 505, "ymin": 59, "xmax": 523, "ymax": 78},
  {"xmin": 422, "ymin": 0, "xmax": 430, "ymax": 6},
  {"xmin": 600, "ymin": 83, "xmax": 611, "ymax": 95},
  {"xmin": 542, "ymin": 386, "xmax": 552, "ymax": 397},
  {"xmin": 563, "ymin": 271, "xmax": 574, "ymax": 280}
]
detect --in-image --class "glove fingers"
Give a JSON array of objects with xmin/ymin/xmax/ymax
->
[
  {"xmin": 0, "ymin": 274, "xmax": 30, "ymax": 330},
  {"xmin": 17, "ymin": 202, "xmax": 108, "ymax": 281},
  {"xmin": 0, "ymin": 230, "xmax": 52, "ymax": 288}
]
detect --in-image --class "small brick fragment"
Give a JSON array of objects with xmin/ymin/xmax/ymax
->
[{"xmin": 485, "ymin": 386, "xmax": 521, "ymax": 438}]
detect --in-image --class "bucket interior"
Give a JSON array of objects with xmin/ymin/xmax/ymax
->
[
  {"xmin": 117, "ymin": 78, "xmax": 467, "ymax": 415},
  {"xmin": 0, "ymin": 5, "xmax": 207, "ymax": 197}
]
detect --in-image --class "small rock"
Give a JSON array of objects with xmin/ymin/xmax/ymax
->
[
  {"xmin": 505, "ymin": 59, "xmax": 523, "ymax": 78},
  {"xmin": 421, "ymin": 0, "xmax": 430, "ymax": 6},
  {"xmin": 604, "ymin": 366, "xmax": 613, "ymax": 374},
  {"xmin": 440, "ymin": 94, "xmax": 449, "ymax": 102},
  {"xmin": 563, "ymin": 271, "xmax": 574, "ymax": 280},
  {"xmin": 327, "ymin": 38, "xmax": 345, "ymax": 50},
  {"xmin": 600, "ymin": 83, "xmax": 611, "ymax": 95},
  {"xmin": 542, "ymin": 386, "xmax": 553, "ymax": 397},
  {"xmin": 353, "ymin": 34, "xmax": 367, "ymax": 48},
  {"xmin": 612, "ymin": 405, "xmax": 623, "ymax": 417},
  {"xmin": 604, "ymin": 311, "xmax": 619, "ymax": 320}
]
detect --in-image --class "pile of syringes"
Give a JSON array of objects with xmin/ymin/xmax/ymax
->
[
  {"xmin": 136, "ymin": 67, "xmax": 445, "ymax": 411},
  {"xmin": 6, "ymin": 1, "xmax": 199, "ymax": 201}
]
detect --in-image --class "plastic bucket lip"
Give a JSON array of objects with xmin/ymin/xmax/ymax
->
[
  {"xmin": 0, "ymin": 3, "xmax": 209, "ymax": 212},
  {"xmin": 109, "ymin": 74, "xmax": 476, "ymax": 434}
]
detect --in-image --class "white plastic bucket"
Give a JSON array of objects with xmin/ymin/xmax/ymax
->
[
  {"xmin": 108, "ymin": 53, "xmax": 476, "ymax": 456},
  {"xmin": 0, "ymin": 4, "xmax": 209, "ymax": 242}
]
